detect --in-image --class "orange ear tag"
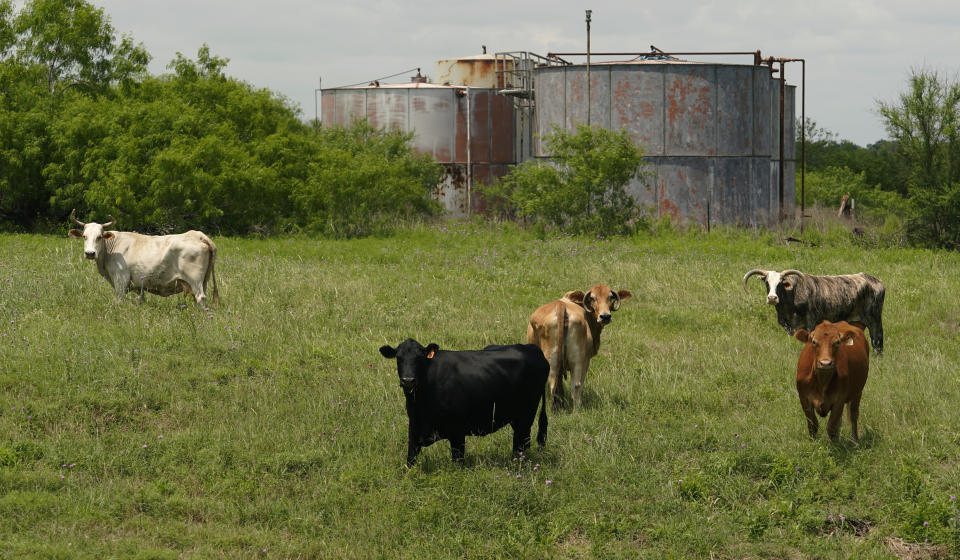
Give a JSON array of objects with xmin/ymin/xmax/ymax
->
[{"xmin": 426, "ymin": 349, "xmax": 435, "ymax": 359}]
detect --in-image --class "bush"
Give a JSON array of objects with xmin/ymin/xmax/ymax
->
[
  {"xmin": 483, "ymin": 125, "xmax": 649, "ymax": 237},
  {"xmin": 799, "ymin": 166, "xmax": 908, "ymax": 219}
]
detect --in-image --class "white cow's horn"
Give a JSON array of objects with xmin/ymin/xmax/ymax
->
[{"xmin": 69, "ymin": 209, "xmax": 86, "ymax": 227}]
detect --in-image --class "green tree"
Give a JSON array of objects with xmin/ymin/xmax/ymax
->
[
  {"xmin": 878, "ymin": 69, "xmax": 960, "ymax": 248},
  {"xmin": 800, "ymin": 166, "xmax": 908, "ymax": 218},
  {"xmin": 486, "ymin": 125, "xmax": 648, "ymax": 236},
  {"xmin": 292, "ymin": 120, "xmax": 442, "ymax": 238},
  {"xmin": 14, "ymin": 0, "xmax": 149, "ymax": 94}
]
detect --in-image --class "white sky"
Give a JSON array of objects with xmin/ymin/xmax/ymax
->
[{"xmin": 68, "ymin": 1, "xmax": 960, "ymax": 146}]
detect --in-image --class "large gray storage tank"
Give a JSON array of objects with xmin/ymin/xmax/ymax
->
[{"xmin": 534, "ymin": 60, "xmax": 795, "ymax": 227}]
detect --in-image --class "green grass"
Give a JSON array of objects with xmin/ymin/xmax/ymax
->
[{"xmin": 1, "ymin": 222, "xmax": 959, "ymax": 558}]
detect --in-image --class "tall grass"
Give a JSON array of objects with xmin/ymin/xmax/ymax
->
[{"xmin": 1, "ymin": 222, "xmax": 958, "ymax": 558}]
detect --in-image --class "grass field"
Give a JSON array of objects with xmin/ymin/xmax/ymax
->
[{"xmin": 1, "ymin": 221, "xmax": 959, "ymax": 558}]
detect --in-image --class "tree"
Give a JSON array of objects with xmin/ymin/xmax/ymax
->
[
  {"xmin": 485, "ymin": 125, "xmax": 649, "ymax": 236},
  {"xmin": 14, "ymin": 0, "xmax": 149, "ymax": 94},
  {"xmin": 878, "ymin": 69, "xmax": 960, "ymax": 248}
]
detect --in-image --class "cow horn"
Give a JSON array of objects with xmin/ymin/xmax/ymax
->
[
  {"xmin": 610, "ymin": 290, "xmax": 621, "ymax": 311},
  {"xmin": 69, "ymin": 209, "xmax": 86, "ymax": 227},
  {"xmin": 102, "ymin": 215, "xmax": 115, "ymax": 228},
  {"xmin": 742, "ymin": 269, "xmax": 767, "ymax": 293},
  {"xmin": 780, "ymin": 269, "xmax": 803, "ymax": 279}
]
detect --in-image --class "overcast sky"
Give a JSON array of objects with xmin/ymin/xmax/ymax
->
[{"xmin": 79, "ymin": 1, "xmax": 960, "ymax": 146}]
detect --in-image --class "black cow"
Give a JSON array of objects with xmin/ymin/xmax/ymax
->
[{"xmin": 379, "ymin": 339, "xmax": 549, "ymax": 466}]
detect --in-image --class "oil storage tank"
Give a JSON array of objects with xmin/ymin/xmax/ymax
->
[
  {"xmin": 320, "ymin": 55, "xmax": 517, "ymax": 217},
  {"xmin": 534, "ymin": 59, "xmax": 795, "ymax": 227}
]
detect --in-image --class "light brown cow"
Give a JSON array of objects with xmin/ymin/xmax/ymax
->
[
  {"xmin": 793, "ymin": 320, "xmax": 869, "ymax": 441},
  {"xmin": 68, "ymin": 210, "xmax": 219, "ymax": 306},
  {"xmin": 527, "ymin": 284, "xmax": 631, "ymax": 410}
]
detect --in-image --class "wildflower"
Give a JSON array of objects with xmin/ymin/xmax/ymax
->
[
  {"xmin": 516, "ymin": 474, "xmax": 521, "ymax": 479},
  {"xmin": 69, "ymin": 463, "xmax": 75, "ymax": 468},
  {"xmin": 741, "ymin": 443, "xmax": 746, "ymax": 448},
  {"xmin": 157, "ymin": 435, "xmax": 163, "ymax": 440},
  {"xmin": 141, "ymin": 444, "xmax": 148, "ymax": 449},
  {"xmin": 951, "ymin": 495, "xmax": 956, "ymax": 501},
  {"xmin": 546, "ymin": 480, "xmax": 552, "ymax": 485},
  {"xmin": 923, "ymin": 521, "xmax": 929, "ymax": 526}
]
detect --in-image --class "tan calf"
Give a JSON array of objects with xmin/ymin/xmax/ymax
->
[{"xmin": 527, "ymin": 284, "xmax": 631, "ymax": 410}]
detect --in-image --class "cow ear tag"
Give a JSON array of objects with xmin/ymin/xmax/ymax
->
[
  {"xmin": 845, "ymin": 337, "xmax": 855, "ymax": 346},
  {"xmin": 426, "ymin": 349, "xmax": 435, "ymax": 359}
]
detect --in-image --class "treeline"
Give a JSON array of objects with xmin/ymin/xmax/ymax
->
[
  {"xmin": 800, "ymin": 69, "xmax": 960, "ymax": 249},
  {"xmin": 0, "ymin": 0, "xmax": 441, "ymax": 237}
]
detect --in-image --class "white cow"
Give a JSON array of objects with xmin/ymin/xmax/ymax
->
[{"xmin": 68, "ymin": 210, "xmax": 219, "ymax": 306}]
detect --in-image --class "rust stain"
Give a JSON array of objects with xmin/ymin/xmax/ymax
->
[{"xmin": 659, "ymin": 197, "xmax": 680, "ymax": 220}]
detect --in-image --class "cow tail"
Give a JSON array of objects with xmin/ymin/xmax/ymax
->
[
  {"xmin": 555, "ymin": 301, "xmax": 567, "ymax": 382},
  {"xmin": 201, "ymin": 236, "xmax": 219, "ymax": 305},
  {"xmin": 536, "ymin": 380, "xmax": 548, "ymax": 447}
]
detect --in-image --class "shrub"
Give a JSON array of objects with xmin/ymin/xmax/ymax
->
[{"xmin": 484, "ymin": 125, "xmax": 649, "ymax": 237}]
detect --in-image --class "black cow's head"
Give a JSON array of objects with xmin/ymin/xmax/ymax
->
[{"xmin": 379, "ymin": 338, "xmax": 439, "ymax": 395}]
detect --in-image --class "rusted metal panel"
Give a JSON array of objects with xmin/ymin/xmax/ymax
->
[
  {"xmin": 534, "ymin": 68, "xmax": 567, "ymax": 157},
  {"xmin": 490, "ymin": 93, "xmax": 515, "ymax": 163},
  {"xmin": 434, "ymin": 164, "xmax": 469, "ymax": 216},
  {"xmin": 655, "ymin": 157, "xmax": 712, "ymax": 226},
  {"xmin": 752, "ymin": 69, "xmax": 774, "ymax": 157},
  {"xmin": 435, "ymin": 56, "xmax": 513, "ymax": 88},
  {"xmin": 408, "ymin": 89, "xmax": 455, "ymax": 161},
  {"xmin": 366, "ymin": 89, "xmax": 408, "ymax": 132},
  {"xmin": 611, "ymin": 65, "xmax": 665, "ymax": 156},
  {"xmin": 665, "ymin": 65, "xmax": 716, "ymax": 156},
  {"xmin": 469, "ymin": 90, "xmax": 491, "ymax": 163},
  {"xmin": 716, "ymin": 65, "xmax": 754, "ymax": 156}
]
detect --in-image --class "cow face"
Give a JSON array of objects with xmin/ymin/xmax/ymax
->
[
  {"xmin": 379, "ymin": 338, "xmax": 439, "ymax": 394},
  {"xmin": 568, "ymin": 284, "xmax": 632, "ymax": 325},
  {"xmin": 743, "ymin": 269, "xmax": 795, "ymax": 305},
  {"xmin": 68, "ymin": 210, "xmax": 115, "ymax": 260},
  {"xmin": 795, "ymin": 322, "xmax": 856, "ymax": 373}
]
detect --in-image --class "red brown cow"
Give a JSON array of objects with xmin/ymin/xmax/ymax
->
[
  {"xmin": 527, "ymin": 284, "xmax": 631, "ymax": 410},
  {"xmin": 793, "ymin": 320, "xmax": 869, "ymax": 441}
]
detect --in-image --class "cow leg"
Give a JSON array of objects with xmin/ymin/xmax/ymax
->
[
  {"xmin": 112, "ymin": 273, "xmax": 130, "ymax": 302},
  {"xmin": 800, "ymin": 399, "xmax": 818, "ymax": 437},
  {"xmin": 847, "ymin": 397, "xmax": 861, "ymax": 442},
  {"xmin": 826, "ymin": 403, "xmax": 845, "ymax": 441},
  {"xmin": 511, "ymin": 422, "xmax": 532, "ymax": 456},
  {"xmin": 870, "ymin": 322, "xmax": 883, "ymax": 354},
  {"xmin": 182, "ymin": 277, "xmax": 206, "ymax": 307},
  {"xmin": 570, "ymin": 359, "xmax": 589, "ymax": 409},
  {"xmin": 548, "ymin": 364, "xmax": 565, "ymax": 411},
  {"xmin": 405, "ymin": 426, "xmax": 421, "ymax": 467},
  {"xmin": 449, "ymin": 434, "xmax": 466, "ymax": 465}
]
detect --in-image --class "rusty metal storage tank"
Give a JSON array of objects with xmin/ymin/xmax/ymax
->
[
  {"xmin": 320, "ymin": 57, "xmax": 517, "ymax": 217},
  {"xmin": 534, "ymin": 59, "xmax": 795, "ymax": 227}
]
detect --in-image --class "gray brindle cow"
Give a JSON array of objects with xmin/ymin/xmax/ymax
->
[
  {"xmin": 743, "ymin": 269, "xmax": 885, "ymax": 353},
  {"xmin": 69, "ymin": 210, "xmax": 219, "ymax": 306}
]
